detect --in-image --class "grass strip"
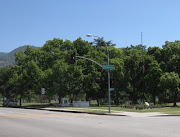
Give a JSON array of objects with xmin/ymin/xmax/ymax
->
[{"xmin": 59, "ymin": 106, "xmax": 180, "ymax": 114}]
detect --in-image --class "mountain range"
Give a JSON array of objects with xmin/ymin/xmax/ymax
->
[{"xmin": 0, "ymin": 46, "xmax": 39, "ymax": 67}]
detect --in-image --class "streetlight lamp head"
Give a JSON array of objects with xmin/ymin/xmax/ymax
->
[{"xmin": 86, "ymin": 34, "xmax": 93, "ymax": 37}]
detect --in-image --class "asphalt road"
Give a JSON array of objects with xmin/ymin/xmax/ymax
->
[{"xmin": 0, "ymin": 107, "xmax": 180, "ymax": 137}]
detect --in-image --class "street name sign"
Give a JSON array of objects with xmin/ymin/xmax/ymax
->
[
  {"xmin": 110, "ymin": 88, "xmax": 114, "ymax": 91},
  {"xmin": 103, "ymin": 65, "xmax": 115, "ymax": 70}
]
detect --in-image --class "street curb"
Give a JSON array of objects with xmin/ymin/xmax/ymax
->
[
  {"xmin": 1, "ymin": 106, "xmax": 126, "ymax": 116},
  {"xmin": 38, "ymin": 108, "xmax": 127, "ymax": 117},
  {"xmin": 37, "ymin": 108, "xmax": 180, "ymax": 117},
  {"xmin": 2, "ymin": 106, "xmax": 180, "ymax": 117}
]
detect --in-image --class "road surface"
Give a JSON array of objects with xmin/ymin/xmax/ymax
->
[{"xmin": 0, "ymin": 107, "xmax": 180, "ymax": 137}]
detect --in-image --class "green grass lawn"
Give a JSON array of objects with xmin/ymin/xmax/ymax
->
[
  {"xmin": 0, "ymin": 101, "xmax": 2, "ymax": 106},
  {"xmin": 62, "ymin": 106, "xmax": 180, "ymax": 114},
  {"xmin": 22, "ymin": 102, "xmax": 49, "ymax": 106},
  {"xmin": 0, "ymin": 101, "xmax": 51, "ymax": 108},
  {"xmin": 141, "ymin": 107, "xmax": 180, "ymax": 114}
]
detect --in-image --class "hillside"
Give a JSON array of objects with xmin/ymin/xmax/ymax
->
[
  {"xmin": 0, "ymin": 46, "xmax": 39, "ymax": 67},
  {"xmin": 0, "ymin": 52, "xmax": 8, "ymax": 57}
]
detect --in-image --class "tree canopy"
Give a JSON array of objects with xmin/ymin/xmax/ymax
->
[{"xmin": 1, "ymin": 38, "xmax": 180, "ymax": 106}]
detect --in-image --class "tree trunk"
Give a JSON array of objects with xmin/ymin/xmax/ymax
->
[
  {"xmin": 173, "ymin": 93, "xmax": 177, "ymax": 107},
  {"xmin": 115, "ymin": 95, "xmax": 119, "ymax": 106},
  {"xmin": 3, "ymin": 89, "xmax": 5, "ymax": 102},
  {"xmin": 70, "ymin": 98, "xmax": 73, "ymax": 104},
  {"xmin": 97, "ymin": 99, "xmax": 101, "ymax": 106},
  {"xmin": 86, "ymin": 94, "xmax": 89, "ymax": 101},
  {"xmin": 153, "ymin": 97, "xmax": 156, "ymax": 105},
  {"xmin": 48, "ymin": 98, "xmax": 51, "ymax": 103},
  {"xmin": 58, "ymin": 94, "xmax": 62, "ymax": 104},
  {"xmin": 19, "ymin": 95, "xmax": 22, "ymax": 107},
  {"xmin": 152, "ymin": 91, "xmax": 156, "ymax": 105},
  {"xmin": 132, "ymin": 87, "xmax": 137, "ymax": 104}
]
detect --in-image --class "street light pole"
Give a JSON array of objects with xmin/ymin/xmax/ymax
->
[
  {"xmin": 86, "ymin": 34, "xmax": 111, "ymax": 113},
  {"xmin": 107, "ymin": 46, "xmax": 111, "ymax": 113}
]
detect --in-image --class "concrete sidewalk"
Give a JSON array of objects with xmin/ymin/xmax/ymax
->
[{"xmin": 39, "ymin": 107, "xmax": 173, "ymax": 117}]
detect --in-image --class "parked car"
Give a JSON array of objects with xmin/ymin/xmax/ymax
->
[{"xmin": 3, "ymin": 99, "xmax": 18, "ymax": 107}]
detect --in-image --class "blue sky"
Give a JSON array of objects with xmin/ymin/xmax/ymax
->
[{"xmin": 1, "ymin": 0, "xmax": 180, "ymax": 52}]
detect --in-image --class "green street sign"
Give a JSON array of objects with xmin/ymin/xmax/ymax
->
[
  {"xmin": 103, "ymin": 65, "xmax": 115, "ymax": 70},
  {"xmin": 110, "ymin": 88, "xmax": 114, "ymax": 91}
]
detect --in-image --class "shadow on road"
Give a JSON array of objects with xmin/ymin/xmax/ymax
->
[{"xmin": 151, "ymin": 114, "xmax": 180, "ymax": 117}]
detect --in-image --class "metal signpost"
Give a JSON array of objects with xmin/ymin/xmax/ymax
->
[{"xmin": 103, "ymin": 65, "xmax": 115, "ymax": 113}]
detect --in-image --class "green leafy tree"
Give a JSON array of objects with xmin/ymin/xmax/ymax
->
[
  {"xmin": 110, "ymin": 58, "xmax": 126, "ymax": 105},
  {"xmin": 123, "ymin": 47, "xmax": 145, "ymax": 104},
  {"xmin": 46, "ymin": 60, "xmax": 69, "ymax": 103},
  {"xmin": 160, "ymin": 72, "xmax": 180, "ymax": 106},
  {"xmin": 73, "ymin": 38, "xmax": 91, "ymax": 56},
  {"xmin": 162, "ymin": 41, "xmax": 180, "ymax": 73},
  {"xmin": 37, "ymin": 38, "xmax": 65, "ymax": 70},
  {"xmin": 10, "ymin": 47, "xmax": 43, "ymax": 106},
  {"xmin": 10, "ymin": 60, "xmax": 43, "ymax": 106},
  {"xmin": 67, "ymin": 65, "xmax": 84, "ymax": 103},
  {"xmin": 147, "ymin": 47, "xmax": 162, "ymax": 64},
  {"xmin": 145, "ymin": 61, "xmax": 162, "ymax": 104},
  {"xmin": 0, "ymin": 67, "xmax": 15, "ymax": 100},
  {"xmin": 6, "ymin": 37, "xmax": 180, "ymax": 107},
  {"xmin": 93, "ymin": 37, "xmax": 115, "ymax": 47}
]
